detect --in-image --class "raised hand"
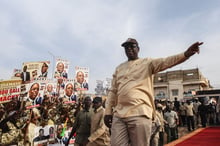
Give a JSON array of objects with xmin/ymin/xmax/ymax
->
[{"xmin": 184, "ymin": 42, "xmax": 203, "ymax": 57}]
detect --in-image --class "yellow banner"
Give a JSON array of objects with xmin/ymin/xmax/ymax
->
[{"xmin": 0, "ymin": 79, "xmax": 21, "ymax": 103}]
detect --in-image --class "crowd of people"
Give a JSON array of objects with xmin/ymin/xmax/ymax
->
[
  {"xmin": 154, "ymin": 97, "xmax": 220, "ymax": 145},
  {"xmin": 0, "ymin": 87, "xmax": 110, "ymax": 146},
  {"xmin": 1, "ymin": 91, "xmax": 219, "ymax": 146},
  {"xmin": 0, "ymin": 37, "xmax": 208, "ymax": 146}
]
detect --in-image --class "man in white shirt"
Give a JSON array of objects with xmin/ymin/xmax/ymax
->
[
  {"xmin": 185, "ymin": 100, "xmax": 195, "ymax": 131},
  {"xmin": 193, "ymin": 98, "xmax": 201, "ymax": 126},
  {"xmin": 164, "ymin": 106, "xmax": 179, "ymax": 143}
]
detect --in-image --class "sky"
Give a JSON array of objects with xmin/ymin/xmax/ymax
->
[{"xmin": 0, "ymin": 0, "xmax": 220, "ymax": 93}]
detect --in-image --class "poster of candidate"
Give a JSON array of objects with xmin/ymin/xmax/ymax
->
[
  {"xmin": 24, "ymin": 78, "xmax": 49, "ymax": 109},
  {"xmin": 63, "ymin": 79, "xmax": 76, "ymax": 103},
  {"xmin": 33, "ymin": 125, "xmax": 54, "ymax": 146},
  {"xmin": 74, "ymin": 66, "xmax": 89, "ymax": 91},
  {"xmin": 54, "ymin": 58, "xmax": 69, "ymax": 79},
  {"xmin": 21, "ymin": 61, "xmax": 50, "ymax": 83},
  {"xmin": 44, "ymin": 80, "xmax": 57, "ymax": 102}
]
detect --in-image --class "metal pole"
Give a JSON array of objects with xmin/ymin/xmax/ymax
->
[{"xmin": 48, "ymin": 51, "xmax": 56, "ymax": 79}]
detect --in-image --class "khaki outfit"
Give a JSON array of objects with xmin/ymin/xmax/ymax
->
[
  {"xmin": 105, "ymin": 53, "xmax": 188, "ymax": 146},
  {"xmin": 87, "ymin": 106, "xmax": 110, "ymax": 146}
]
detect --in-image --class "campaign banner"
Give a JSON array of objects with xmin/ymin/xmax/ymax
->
[
  {"xmin": 24, "ymin": 79, "xmax": 48, "ymax": 108},
  {"xmin": 62, "ymin": 79, "xmax": 76, "ymax": 101},
  {"xmin": 54, "ymin": 58, "xmax": 69, "ymax": 79},
  {"xmin": 30, "ymin": 79, "xmax": 48, "ymax": 97},
  {"xmin": 0, "ymin": 80, "xmax": 21, "ymax": 103},
  {"xmin": 33, "ymin": 125, "xmax": 55, "ymax": 145},
  {"xmin": 22, "ymin": 61, "xmax": 50, "ymax": 82},
  {"xmin": 55, "ymin": 78, "xmax": 75, "ymax": 98},
  {"xmin": 44, "ymin": 80, "xmax": 57, "ymax": 95},
  {"xmin": 74, "ymin": 66, "xmax": 89, "ymax": 91}
]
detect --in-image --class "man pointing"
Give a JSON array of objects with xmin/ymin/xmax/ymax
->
[{"xmin": 104, "ymin": 38, "xmax": 203, "ymax": 146}]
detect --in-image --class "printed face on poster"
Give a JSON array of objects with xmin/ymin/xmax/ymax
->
[
  {"xmin": 23, "ymin": 79, "xmax": 49, "ymax": 108},
  {"xmin": 33, "ymin": 125, "xmax": 55, "ymax": 145},
  {"xmin": 22, "ymin": 61, "xmax": 50, "ymax": 81},
  {"xmin": 64, "ymin": 79, "xmax": 75, "ymax": 95},
  {"xmin": 74, "ymin": 66, "xmax": 89, "ymax": 91},
  {"xmin": 54, "ymin": 59, "xmax": 69, "ymax": 79}
]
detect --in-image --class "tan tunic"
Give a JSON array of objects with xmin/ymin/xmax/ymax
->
[
  {"xmin": 88, "ymin": 106, "xmax": 110, "ymax": 146},
  {"xmin": 106, "ymin": 53, "xmax": 188, "ymax": 119}
]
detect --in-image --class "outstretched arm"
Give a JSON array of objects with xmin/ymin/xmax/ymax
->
[{"xmin": 150, "ymin": 41, "xmax": 203, "ymax": 74}]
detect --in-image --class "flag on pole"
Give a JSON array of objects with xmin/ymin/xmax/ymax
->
[{"xmin": 60, "ymin": 118, "xmax": 68, "ymax": 137}]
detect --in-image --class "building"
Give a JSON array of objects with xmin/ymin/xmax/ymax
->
[
  {"xmin": 154, "ymin": 68, "xmax": 211, "ymax": 101},
  {"xmin": 195, "ymin": 89, "xmax": 220, "ymax": 105}
]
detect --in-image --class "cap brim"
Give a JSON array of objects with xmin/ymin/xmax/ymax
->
[{"xmin": 121, "ymin": 42, "xmax": 135, "ymax": 47}]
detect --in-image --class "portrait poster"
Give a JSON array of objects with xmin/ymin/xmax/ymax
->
[
  {"xmin": 22, "ymin": 61, "xmax": 50, "ymax": 81},
  {"xmin": 31, "ymin": 79, "xmax": 49, "ymax": 98},
  {"xmin": 74, "ymin": 66, "xmax": 89, "ymax": 91},
  {"xmin": 48, "ymin": 125, "xmax": 55, "ymax": 142},
  {"xmin": 44, "ymin": 80, "xmax": 57, "ymax": 99},
  {"xmin": 54, "ymin": 58, "xmax": 69, "ymax": 79},
  {"xmin": 63, "ymin": 79, "xmax": 76, "ymax": 103},
  {"xmin": 33, "ymin": 126, "xmax": 52, "ymax": 146},
  {"xmin": 24, "ymin": 80, "xmax": 48, "ymax": 109}
]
